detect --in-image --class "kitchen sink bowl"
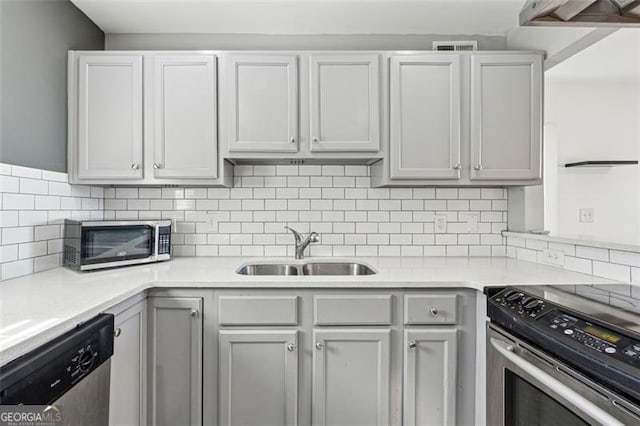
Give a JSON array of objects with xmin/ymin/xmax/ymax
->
[
  {"xmin": 301, "ymin": 262, "xmax": 376, "ymax": 276},
  {"xmin": 236, "ymin": 264, "xmax": 299, "ymax": 276},
  {"xmin": 236, "ymin": 261, "xmax": 377, "ymax": 276}
]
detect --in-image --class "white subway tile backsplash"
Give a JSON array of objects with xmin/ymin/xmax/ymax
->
[
  {"xmin": 576, "ymin": 245, "xmax": 609, "ymax": 261},
  {"xmin": 2, "ymin": 162, "xmax": 510, "ymax": 281},
  {"xmin": 0, "ymin": 164, "xmax": 103, "ymax": 280},
  {"xmin": 592, "ymin": 261, "xmax": 631, "ymax": 283},
  {"xmin": 610, "ymin": 250, "xmax": 640, "ymax": 267}
]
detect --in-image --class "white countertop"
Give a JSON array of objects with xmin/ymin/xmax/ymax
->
[{"xmin": 0, "ymin": 256, "xmax": 620, "ymax": 366}]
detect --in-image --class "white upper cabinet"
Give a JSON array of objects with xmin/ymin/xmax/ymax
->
[
  {"xmin": 390, "ymin": 55, "xmax": 461, "ymax": 179},
  {"xmin": 77, "ymin": 55, "xmax": 143, "ymax": 180},
  {"xmin": 227, "ymin": 54, "xmax": 299, "ymax": 152},
  {"xmin": 309, "ymin": 55, "xmax": 380, "ymax": 152},
  {"xmin": 152, "ymin": 55, "xmax": 217, "ymax": 179},
  {"xmin": 470, "ymin": 54, "xmax": 542, "ymax": 180}
]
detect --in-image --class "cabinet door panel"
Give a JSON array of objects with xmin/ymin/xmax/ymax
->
[
  {"xmin": 404, "ymin": 328, "xmax": 457, "ymax": 426},
  {"xmin": 149, "ymin": 297, "xmax": 202, "ymax": 426},
  {"xmin": 390, "ymin": 55, "xmax": 461, "ymax": 179},
  {"xmin": 77, "ymin": 55, "xmax": 143, "ymax": 180},
  {"xmin": 109, "ymin": 301, "xmax": 146, "ymax": 426},
  {"xmin": 470, "ymin": 54, "xmax": 542, "ymax": 180},
  {"xmin": 219, "ymin": 330, "xmax": 298, "ymax": 426},
  {"xmin": 310, "ymin": 55, "xmax": 380, "ymax": 152},
  {"xmin": 312, "ymin": 329, "xmax": 390, "ymax": 426},
  {"xmin": 153, "ymin": 55, "xmax": 217, "ymax": 178},
  {"xmin": 228, "ymin": 55, "xmax": 298, "ymax": 152}
]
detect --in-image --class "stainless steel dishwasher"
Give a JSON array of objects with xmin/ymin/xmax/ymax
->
[{"xmin": 0, "ymin": 314, "xmax": 114, "ymax": 425}]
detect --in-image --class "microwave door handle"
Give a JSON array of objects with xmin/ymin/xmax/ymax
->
[{"xmin": 490, "ymin": 338, "xmax": 624, "ymax": 426}]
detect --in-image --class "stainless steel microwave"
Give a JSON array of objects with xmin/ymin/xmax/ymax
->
[{"xmin": 63, "ymin": 220, "xmax": 171, "ymax": 271}]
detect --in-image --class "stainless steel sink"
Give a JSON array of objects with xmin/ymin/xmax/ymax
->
[
  {"xmin": 236, "ymin": 261, "xmax": 376, "ymax": 276},
  {"xmin": 301, "ymin": 262, "xmax": 376, "ymax": 276},
  {"xmin": 236, "ymin": 264, "xmax": 299, "ymax": 276}
]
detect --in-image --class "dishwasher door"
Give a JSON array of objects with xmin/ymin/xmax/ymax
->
[
  {"xmin": 0, "ymin": 314, "xmax": 114, "ymax": 425},
  {"xmin": 53, "ymin": 360, "xmax": 111, "ymax": 426}
]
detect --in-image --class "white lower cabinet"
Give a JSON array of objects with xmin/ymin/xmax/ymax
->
[
  {"xmin": 218, "ymin": 330, "xmax": 298, "ymax": 426},
  {"xmin": 403, "ymin": 328, "xmax": 458, "ymax": 426},
  {"xmin": 312, "ymin": 329, "xmax": 391, "ymax": 426},
  {"xmin": 108, "ymin": 299, "xmax": 147, "ymax": 426},
  {"xmin": 149, "ymin": 296, "xmax": 203, "ymax": 426},
  {"xmin": 137, "ymin": 289, "xmax": 472, "ymax": 426}
]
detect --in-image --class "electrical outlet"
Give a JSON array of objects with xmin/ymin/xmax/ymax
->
[
  {"xmin": 465, "ymin": 213, "xmax": 479, "ymax": 233},
  {"xmin": 205, "ymin": 212, "xmax": 218, "ymax": 232},
  {"xmin": 435, "ymin": 214, "xmax": 447, "ymax": 233},
  {"xmin": 540, "ymin": 249, "xmax": 565, "ymax": 267},
  {"xmin": 579, "ymin": 208, "xmax": 594, "ymax": 223}
]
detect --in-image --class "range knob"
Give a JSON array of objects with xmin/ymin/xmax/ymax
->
[
  {"xmin": 505, "ymin": 291, "xmax": 524, "ymax": 303},
  {"xmin": 523, "ymin": 298, "xmax": 543, "ymax": 311}
]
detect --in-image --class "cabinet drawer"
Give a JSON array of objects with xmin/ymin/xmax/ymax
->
[
  {"xmin": 404, "ymin": 294, "xmax": 457, "ymax": 325},
  {"xmin": 218, "ymin": 296, "xmax": 298, "ymax": 325},
  {"xmin": 314, "ymin": 295, "xmax": 392, "ymax": 325}
]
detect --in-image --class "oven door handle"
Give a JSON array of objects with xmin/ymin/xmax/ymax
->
[{"xmin": 490, "ymin": 338, "xmax": 624, "ymax": 426}]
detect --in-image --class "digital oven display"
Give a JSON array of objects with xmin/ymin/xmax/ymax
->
[{"xmin": 583, "ymin": 325, "xmax": 621, "ymax": 344}]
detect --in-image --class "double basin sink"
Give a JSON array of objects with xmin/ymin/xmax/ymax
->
[{"xmin": 237, "ymin": 261, "xmax": 376, "ymax": 276}]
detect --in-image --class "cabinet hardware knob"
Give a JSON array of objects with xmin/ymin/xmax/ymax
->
[
  {"xmin": 315, "ymin": 341, "xmax": 324, "ymax": 350},
  {"xmin": 287, "ymin": 343, "xmax": 296, "ymax": 352},
  {"xmin": 289, "ymin": 137, "xmax": 296, "ymax": 144},
  {"xmin": 474, "ymin": 164, "xmax": 482, "ymax": 171},
  {"xmin": 131, "ymin": 163, "xmax": 139, "ymax": 170},
  {"xmin": 153, "ymin": 163, "xmax": 161, "ymax": 169},
  {"xmin": 453, "ymin": 163, "xmax": 461, "ymax": 170},
  {"xmin": 409, "ymin": 340, "xmax": 417, "ymax": 349},
  {"xmin": 430, "ymin": 307, "xmax": 439, "ymax": 316},
  {"xmin": 114, "ymin": 328, "xmax": 122, "ymax": 337},
  {"xmin": 190, "ymin": 309, "xmax": 199, "ymax": 318},
  {"xmin": 312, "ymin": 137, "xmax": 319, "ymax": 143}
]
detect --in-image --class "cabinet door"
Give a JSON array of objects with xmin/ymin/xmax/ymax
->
[
  {"xmin": 309, "ymin": 55, "xmax": 380, "ymax": 152},
  {"xmin": 403, "ymin": 328, "xmax": 457, "ymax": 426},
  {"xmin": 390, "ymin": 55, "xmax": 461, "ymax": 179},
  {"xmin": 109, "ymin": 301, "xmax": 147, "ymax": 426},
  {"xmin": 312, "ymin": 329, "xmax": 391, "ymax": 426},
  {"xmin": 218, "ymin": 330, "xmax": 298, "ymax": 426},
  {"xmin": 227, "ymin": 54, "xmax": 298, "ymax": 152},
  {"xmin": 149, "ymin": 297, "xmax": 203, "ymax": 426},
  {"xmin": 152, "ymin": 55, "xmax": 217, "ymax": 179},
  {"xmin": 77, "ymin": 55, "xmax": 143, "ymax": 180},
  {"xmin": 470, "ymin": 54, "xmax": 542, "ymax": 180}
]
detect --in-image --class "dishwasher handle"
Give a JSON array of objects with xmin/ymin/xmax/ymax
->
[{"xmin": 490, "ymin": 337, "xmax": 624, "ymax": 426}]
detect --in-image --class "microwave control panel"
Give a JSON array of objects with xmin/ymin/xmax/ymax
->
[{"xmin": 158, "ymin": 226, "xmax": 171, "ymax": 255}]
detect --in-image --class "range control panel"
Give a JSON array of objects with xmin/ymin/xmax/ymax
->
[
  {"xmin": 489, "ymin": 288, "xmax": 640, "ymax": 368},
  {"xmin": 492, "ymin": 289, "xmax": 552, "ymax": 319}
]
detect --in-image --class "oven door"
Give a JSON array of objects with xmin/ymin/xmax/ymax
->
[
  {"xmin": 487, "ymin": 324, "xmax": 634, "ymax": 426},
  {"xmin": 80, "ymin": 223, "xmax": 157, "ymax": 269}
]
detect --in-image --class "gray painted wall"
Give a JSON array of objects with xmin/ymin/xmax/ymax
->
[
  {"xmin": 105, "ymin": 33, "xmax": 507, "ymax": 51},
  {"xmin": 0, "ymin": 0, "xmax": 104, "ymax": 173}
]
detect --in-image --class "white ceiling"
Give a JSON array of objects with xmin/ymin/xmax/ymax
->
[
  {"xmin": 71, "ymin": 0, "xmax": 524, "ymax": 35},
  {"xmin": 546, "ymin": 29, "xmax": 640, "ymax": 84}
]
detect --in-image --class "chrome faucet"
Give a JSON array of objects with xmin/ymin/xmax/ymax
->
[{"xmin": 284, "ymin": 226, "xmax": 320, "ymax": 259}]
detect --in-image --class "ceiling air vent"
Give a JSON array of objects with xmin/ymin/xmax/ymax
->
[{"xmin": 432, "ymin": 41, "xmax": 478, "ymax": 51}]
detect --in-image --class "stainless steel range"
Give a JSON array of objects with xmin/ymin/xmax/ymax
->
[{"xmin": 486, "ymin": 286, "xmax": 640, "ymax": 426}]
